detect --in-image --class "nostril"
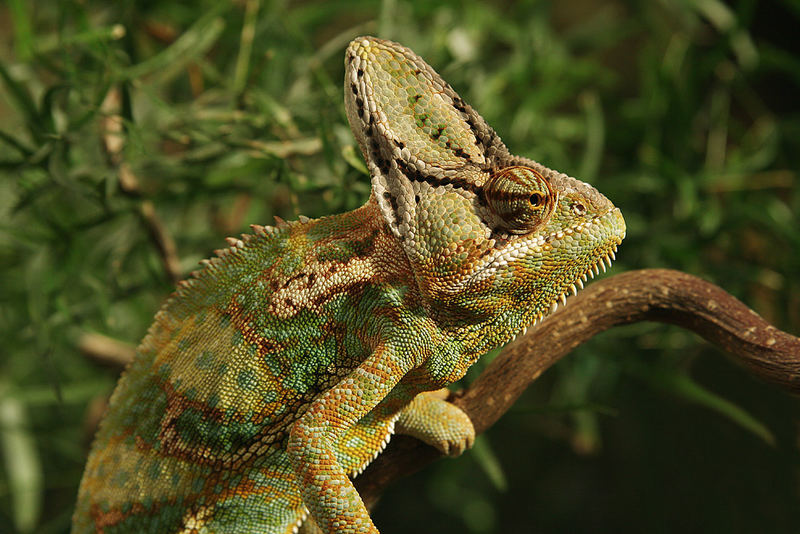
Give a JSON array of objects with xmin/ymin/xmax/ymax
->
[{"xmin": 572, "ymin": 202, "xmax": 586, "ymax": 215}]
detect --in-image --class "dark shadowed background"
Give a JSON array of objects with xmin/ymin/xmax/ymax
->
[{"xmin": 1, "ymin": 1, "xmax": 799, "ymax": 533}]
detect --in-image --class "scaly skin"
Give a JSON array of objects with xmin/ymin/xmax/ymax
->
[{"xmin": 73, "ymin": 36, "xmax": 625, "ymax": 534}]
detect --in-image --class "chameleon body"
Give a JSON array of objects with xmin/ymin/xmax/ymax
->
[{"xmin": 73, "ymin": 37, "xmax": 625, "ymax": 533}]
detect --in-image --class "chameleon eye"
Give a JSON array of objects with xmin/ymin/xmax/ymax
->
[{"xmin": 484, "ymin": 166, "xmax": 553, "ymax": 234}]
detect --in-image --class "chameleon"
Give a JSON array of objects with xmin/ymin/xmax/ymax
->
[{"xmin": 72, "ymin": 36, "xmax": 625, "ymax": 533}]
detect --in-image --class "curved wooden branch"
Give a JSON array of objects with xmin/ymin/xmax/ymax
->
[{"xmin": 355, "ymin": 268, "xmax": 800, "ymax": 505}]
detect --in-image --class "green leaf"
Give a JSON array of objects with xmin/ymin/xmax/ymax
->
[
  {"xmin": 0, "ymin": 389, "xmax": 43, "ymax": 533},
  {"xmin": 632, "ymin": 363, "xmax": 775, "ymax": 446},
  {"xmin": 0, "ymin": 129, "xmax": 33, "ymax": 157},
  {"xmin": 341, "ymin": 144, "xmax": 368, "ymax": 175},
  {"xmin": 119, "ymin": 12, "xmax": 227, "ymax": 85},
  {"xmin": 0, "ymin": 61, "xmax": 40, "ymax": 140},
  {"xmin": 578, "ymin": 90, "xmax": 604, "ymax": 181},
  {"xmin": 470, "ymin": 435, "xmax": 507, "ymax": 491},
  {"xmin": 7, "ymin": 0, "xmax": 34, "ymax": 61}
]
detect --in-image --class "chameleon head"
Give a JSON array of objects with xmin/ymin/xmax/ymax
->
[
  {"xmin": 467, "ymin": 165, "xmax": 626, "ymax": 335},
  {"xmin": 345, "ymin": 36, "xmax": 625, "ymax": 340}
]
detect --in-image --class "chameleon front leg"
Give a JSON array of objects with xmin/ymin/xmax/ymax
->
[
  {"xmin": 332, "ymin": 387, "xmax": 413, "ymax": 477},
  {"xmin": 331, "ymin": 383, "xmax": 474, "ymax": 477},
  {"xmin": 287, "ymin": 343, "xmax": 413, "ymax": 534}
]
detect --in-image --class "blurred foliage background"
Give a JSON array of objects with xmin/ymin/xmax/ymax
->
[{"xmin": 1, "ymin": 0, "xmax": 799, "ymax": 532}]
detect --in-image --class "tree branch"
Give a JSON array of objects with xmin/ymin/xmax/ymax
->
[{"xmin": 354, "ymin": 268, "xmax": 800, "ymax": 505}]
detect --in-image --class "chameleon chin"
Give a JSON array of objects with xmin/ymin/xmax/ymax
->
[{"xmin": 73, "ymin": 36, "xmax": 624, "ymax": 534}]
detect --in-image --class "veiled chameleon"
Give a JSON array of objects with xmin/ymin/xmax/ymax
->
[{"xmin": 73, "ymin": 36, "xmax": 625, "ymax": 534}]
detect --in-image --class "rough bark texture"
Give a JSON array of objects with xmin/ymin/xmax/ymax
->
[{"xmin": 355, "ymin": 268, "xmax": 800, "ymax": 505}]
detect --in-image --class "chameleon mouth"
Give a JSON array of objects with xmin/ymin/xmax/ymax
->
[
  {"xmin": 513, "ymin": 240, "xmax": 620, "ymax": 340},
  {"xmin": 469, "ymin": 207, "xmax": 623, "ymax": 283}
]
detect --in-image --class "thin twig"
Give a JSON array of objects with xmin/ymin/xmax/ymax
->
[
  {"xmin": 100, "ymin": 88, "xmax": 182, "ymax": 283},
  {"xmin": 78, "ymin": 332, "xmax": 136, "ymax": 368}
]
